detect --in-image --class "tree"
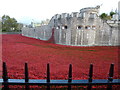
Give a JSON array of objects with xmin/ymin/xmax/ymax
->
[
  {"xmin": 2, "ymin": 15, "xmax": 18, "ymax": 32},
  {"xmin": 100, "ymin": 11, "xmax": 117, "ymax": 21},
  {"xmin": 100, "ymin": 13, "xmax": 108, "ymax": 20},
  {"xmin": 109, "ymin": 11, "xmax": 116, "ymax": 18},
  {"xmin": 99, "ymin": 13, "xmax": 111, "ymax": 20}
]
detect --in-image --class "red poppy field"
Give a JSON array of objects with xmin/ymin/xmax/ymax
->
[{"xmin": 2, "ymin": 34, "xmax": 119, "ymax": 80}]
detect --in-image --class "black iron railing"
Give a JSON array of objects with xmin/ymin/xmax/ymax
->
[{"xmin": 0, "ymin": 62, "xmax": 120, "ymax": 90}]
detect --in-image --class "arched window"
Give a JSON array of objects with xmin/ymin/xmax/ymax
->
[
  {"xmin": 56, "ymin": 26, "xmax": 60, "ymax": 29},
  {"xmin": 64, "ymin": 26, "xmax": 67, "ymax": 29},
  {"xmin": 92, "ymin": 26, "xmax": 96, "ymax": 30},
  {"xmin": 85, "ymin": 26, "xmax": 91, "ymax": 30},
  {"xmin": 77, "ymin": 25, "xmax": 83, "ymax": 29},
  {"xmin": 62, "ymin": 25, "xmax": 67, "ymax": 29}
]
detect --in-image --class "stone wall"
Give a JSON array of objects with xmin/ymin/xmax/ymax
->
[{"xmin": 22, "ymin": 6, "xmax": 120, "ymax": 46}]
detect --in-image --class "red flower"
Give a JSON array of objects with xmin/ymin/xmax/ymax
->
[{"xmin": 2, "ymin": 34, "xmax": 119, "ymax": 80}]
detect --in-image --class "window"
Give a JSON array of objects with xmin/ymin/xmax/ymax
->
[
  {"xmin": 56, "ymin": 26, "xmax": 60, "ymax": 29},
  {"xmin": 62, "ymin": 26, "xmax": 64, "ymax": 29},
  {"xmin": 85, "ymin": 26, "xmax": 91, "ymax": 30},
  {"xmin": 64, "ymin": 26, "xmax": 67, "ymax": 29},
  {"xmin": 92, "ymin": 26, "xmax": 96, "ymax": 30},
  {"xmin": 77, "ymin": 25, "xmax": 83, "ymax": 29},
  {"xmin": 62, "ymin": 25, "xmax": 67, "ymax": 29}
]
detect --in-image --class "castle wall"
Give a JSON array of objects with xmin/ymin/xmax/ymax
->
[{"xmin": 22, "ymin": 6, "xmax": 120, "ymax": 46}]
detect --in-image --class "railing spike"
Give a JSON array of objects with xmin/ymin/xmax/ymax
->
[
  {"xmin": 68, "ymin": 64, "xmax": 72, "ymax": 82},
  {"xmin": 47, "ymin": 63, "xmax": 50, "ymax": 82},
  {"xmin": 107, "ymin": 63, "xmax": 114, "ymax": 90},
  {"xmin": 47, "ymin": 63, "xmax": 50, "ymax": 90},
  {"xmin": 25, "ymin": 63, "xmax": 29, "ymax": 82},
  {"xmin": 87, "ymin": 63, "xmax": 93, "ymax": 90},
  {"xmin": 1, "ymin": 62, "xmax": 119, "ymax": 90},
  {"xmin": 68, "ymin": 64, "xmax": 72, "ymax": 90},
  {"xmin": 88, "ymin": 63, "xmax": 93, "ymax": 82},
  {"xmin": 108, "ymin": 63, "xmax": 114, "ymax": 81},
  {"xmin": 2, "ymin": 62, "xmax": 9, "ymax": 89},
  {"xmin": 2, "ymin": 62, "xmax": 8, "ymax": 82},
  {"xmin": 25, "ymin": 62, "xmax": 29, "ymax": 90}
]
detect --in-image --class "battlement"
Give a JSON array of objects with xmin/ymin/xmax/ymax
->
[{"xmin": 53, "ymin": 6, "xmax": 100, "ymax": 20}]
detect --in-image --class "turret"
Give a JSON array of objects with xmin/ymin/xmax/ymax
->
[{"xmin": 79, "ymin": 5, "xmax": 100, "ymax": 19}]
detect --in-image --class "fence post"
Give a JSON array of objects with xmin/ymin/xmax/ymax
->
[
  {"xmin": 87, "ymin": 64, "xmax": 93, "ymax": 90},
  {"xmin": 47, "ymin": 63, "xmax": 50, "ymax": 90},
  {"xmin": 25, "ymin": 63, "xmax": 29, "ymax": 90},
  {"xmin": 107, "ymin": 63, "xmax": 114, "ymax": 90},
  {"xmin": 2, "ymin": 62, "xmax": 9, "ymax": 90},
  {"xmin": 68, "ymin": 64, "xmax": 72, "ymax": 90}
]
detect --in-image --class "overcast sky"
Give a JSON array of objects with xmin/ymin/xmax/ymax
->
[{"xmin": 0, "ymin": 0, "xmax": 119, "ymax": 24}]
